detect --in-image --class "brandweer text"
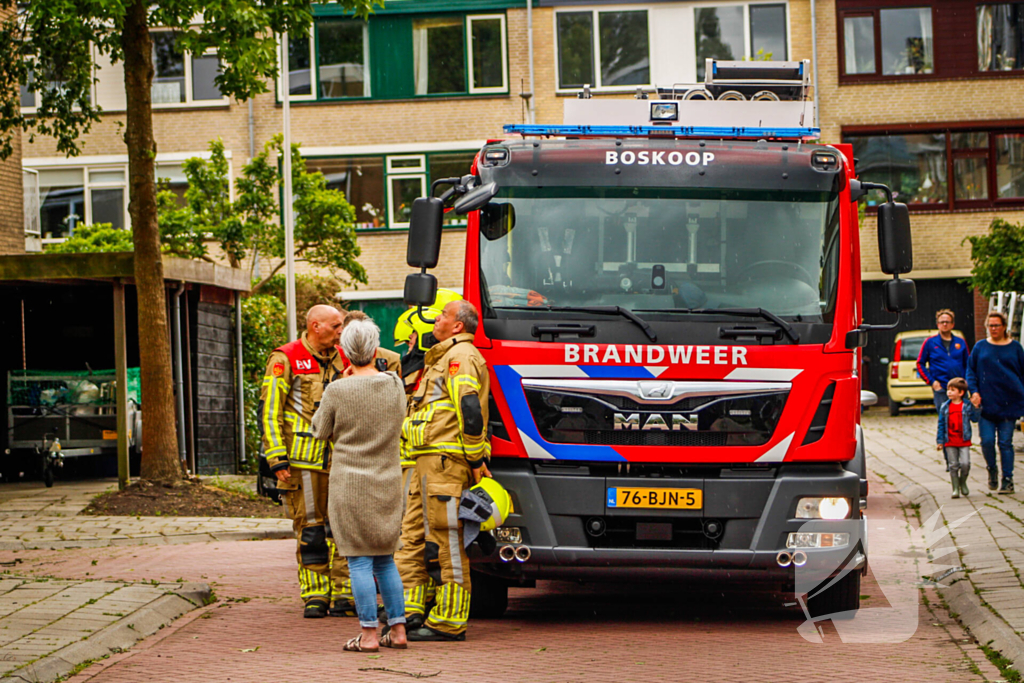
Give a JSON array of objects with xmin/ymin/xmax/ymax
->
[{"xmin": 564, "ymin": 344, "xmax": 748, "ymax": 365}]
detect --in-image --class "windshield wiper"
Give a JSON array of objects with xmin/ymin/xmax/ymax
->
[
  {"xmin": 499, "ymin": 305, "xmax": 657, "ymax": 342},
  {"xmin": 640, "ymin": 307, "xmax": 800, "ymax": 344}
]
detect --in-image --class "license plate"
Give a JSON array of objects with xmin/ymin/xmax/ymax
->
[{"xmin": 607, "ymin": 487, "xmax": 703, "ymax": 509}]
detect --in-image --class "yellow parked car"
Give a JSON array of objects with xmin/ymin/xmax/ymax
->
[{"xmin": 885, "ymin": 329, "xmax": 966, "ymax": 416}]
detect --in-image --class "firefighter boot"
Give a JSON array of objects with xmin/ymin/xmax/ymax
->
[
  {"xmin": 304, "ymin": 598, "xmax": 329, "ymax": 618},
  {"xmin": 950, "ymin": 469, "xmax": 960, "ymax": 499}
]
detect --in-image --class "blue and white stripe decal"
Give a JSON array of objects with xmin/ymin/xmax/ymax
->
[{"xmin": 493, "ymin": 365, "xmax": 626, "ymax": 462}]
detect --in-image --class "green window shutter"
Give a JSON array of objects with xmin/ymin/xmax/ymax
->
[{"xmin": 370, "ymin": 17, "xmax": 414, "ymax": 99}]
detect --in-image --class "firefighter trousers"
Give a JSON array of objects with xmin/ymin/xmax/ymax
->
[
  {"xmin": 283, "ymin": 467, "xmax": 352, "ymax": 606},
  {"xmin": 395, "ymin": 454, "xmax": 472, "ymax": 636}
]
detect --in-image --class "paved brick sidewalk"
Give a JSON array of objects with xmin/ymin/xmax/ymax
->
[
  {"xmin": 0, "ymin": 576, "xmax": 208, "ymax": 682},
  {"xmin": 864, "ymin": 410, "xmax": 1024, "ymax": 637},
  {"xmin": 0, "ymin": 480, "xmax": 291, "ymax": 551},
  {"xmin": 0, "ymin": 469, "xmax": 1000, "ymax": 682}
]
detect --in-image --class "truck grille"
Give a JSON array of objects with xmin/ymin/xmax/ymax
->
[{"xmin": 583, "ymin": 431, "xmax": 728, "ymax": 447}]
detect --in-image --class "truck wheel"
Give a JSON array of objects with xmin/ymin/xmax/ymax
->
[
  {"xmin": 807, "ymin": 569, "xmax": 860, "ymax": 617},
  {"xmin": 887, "ymin": 397, "xmax": 900, "ymax": 416},
  {"xmin": 468, "ymin": 569, "xmax": 509, "ymax": 619}
]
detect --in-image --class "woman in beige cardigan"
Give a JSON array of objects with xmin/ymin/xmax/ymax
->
[{"xmin": 311, "ymin": 318, "xmax": 407, "ymax": 652}]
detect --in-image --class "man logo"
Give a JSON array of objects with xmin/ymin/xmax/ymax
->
[
  {"xmin": 613, "ymin": 412, "xmax": 697, "ymax": 431},
  {"xmin": 640, "ymin": 382, "xmax": 672, "ymax": 399}
]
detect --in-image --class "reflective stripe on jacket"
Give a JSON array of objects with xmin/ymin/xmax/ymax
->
[{"xmin": 401, "ymin": 332, "xmax": 490, "ymax": 468}]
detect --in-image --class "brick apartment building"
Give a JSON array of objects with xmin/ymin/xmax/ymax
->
[
  {"xmin": 17, "ymin": 1, "xmax": 1024, "ymax": 360},
  {"xmin": 0, "ymin": 4, "xmax": 24, "ymax": 256}
]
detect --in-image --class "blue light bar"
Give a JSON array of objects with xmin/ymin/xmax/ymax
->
[{"xmin": 503, "ymin": 124, "xmax": 820, "ymax": 140}]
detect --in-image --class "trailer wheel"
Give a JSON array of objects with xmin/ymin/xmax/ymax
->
[
  {"xmin": 468, "ymin": 569, "xmax": 508, "ymax": 619},
  {"xmin": 807, "ymin": 569, "xmax": 860, "ymax": 617}
]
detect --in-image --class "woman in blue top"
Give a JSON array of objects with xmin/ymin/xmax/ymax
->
[{"xmin": 967, "ymin": 311, "xmax": 1024, "ymax": 494}]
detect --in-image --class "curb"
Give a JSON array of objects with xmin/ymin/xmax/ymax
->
[
  {"xmin": 0, "ymin": 528, "xmax": 292, "ymax": 551},
  {"xmin": 869, "ymin": 456, "xmax": 1024, "ymax": 670},
  {"xmin": 3, "ymin": 583, "xmax": 212, "ymax": 683}
]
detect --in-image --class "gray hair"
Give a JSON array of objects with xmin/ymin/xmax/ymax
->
[
  {"xmin": 453, "ymin": 300, "xmax": 479, "ymax": 334},
  {"xmin": 340, "ymin": 318, "xmax": 380, "ymax": 367}
]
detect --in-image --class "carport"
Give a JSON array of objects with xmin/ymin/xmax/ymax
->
[{"xmin": 0, "ymin": 253, "xmax": 250, "ymax": 487}]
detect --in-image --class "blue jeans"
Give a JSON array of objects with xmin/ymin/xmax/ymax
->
[
  {"xmin": 933, "ymin": 389, "xmax": 946, "ymax": 413},
  {"xmin": 347, "ymin": 555, "xmax": 407, "ymax": 629},
  {"xmin": 978, "ymin": 416, "xmax": 1016, "ymax": 480}
]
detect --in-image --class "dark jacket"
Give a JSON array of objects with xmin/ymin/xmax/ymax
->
[
  {"xmin": 966, "ymin": 339, "xmax": 1024, "ymax": 420},
  {"xmin": 936, "ymin": 399, "xmax": 979, "ymax": 445},
  {"xmin": 916, "ymin": 334, "xmax": 969, "ymax": 388}
]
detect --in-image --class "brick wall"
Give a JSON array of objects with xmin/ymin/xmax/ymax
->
[
  {"xmin": 0, "ymin": 6, "xmax": 23, "ymax": 255},
  {"xmin": 814, "ymin": 0, "xmax": 1024, "ymax": 278}
]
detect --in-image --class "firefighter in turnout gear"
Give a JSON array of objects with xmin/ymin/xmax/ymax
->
[
  {"xmin": 395, "ymin": 300, "xmax": 492, "ymax": 642},
  {"xmin": 261, "ymin": 305, "xmax": 355, "ymax": 618}
]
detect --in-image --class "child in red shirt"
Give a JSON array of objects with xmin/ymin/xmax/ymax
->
[{"xmin": 935, "ymin": 377, "xmax": 979, "ymax": 498}]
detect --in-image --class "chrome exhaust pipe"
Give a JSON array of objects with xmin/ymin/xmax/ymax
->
[
  {"xmin": 776, "ymin": 551, "xmax": 792, "ymax": 568},
  {"xmin": 792, "ymin": 551, "xmax": 808, "ymax": 567},
  {"xmin": 514, "ymin": 545, "xmax": 531, "ymax": 563},
  {"xmin": 499, "ymin": 545, "xmax": 516, "ymax": 562}
]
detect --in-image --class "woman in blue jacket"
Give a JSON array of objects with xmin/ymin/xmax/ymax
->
[{"xmin": 967, "ymin": 311, "xmax": 1024, "ymax": 494}]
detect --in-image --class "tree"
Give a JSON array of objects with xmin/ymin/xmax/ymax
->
[
  {"xmin": 157, "ymin": 136, "xmax": 368, "ymax": 293},
  {"xmin": 963, "ymin": 218, "xmax": 1024, "ymax": 297},
  {"xmin": 0, "ymin": 0, "xmax": 378, "ymax": 484}
]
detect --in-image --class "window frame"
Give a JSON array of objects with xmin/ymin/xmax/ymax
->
[
  {"xmin": 149, "ymin": 30, "xmax": 229, "ymax": 109},
  {"xmin": 837, "ymin": 5, "xmax": 936, "ymax": 83},
  {"xmin": 554, "ymin": 6, "xmax": 653, "ymax": 93},
  {"xmin": 693, "ymin": 1, "xmax": 791, "ymax": 79},
  {"xmin": 303, "ymin": 149, "xmax": 478, "ymax": 231},
  {"xmin": 843, "ymin": 122, "xmax": 1024, "ymax": 212},
  {"xmin": 314, "ymin": 18, "xmax": 372, "ymax": 101},
  {"xmin": 467, "ymin": 13, "xmax": 509, "ymax": 95}
]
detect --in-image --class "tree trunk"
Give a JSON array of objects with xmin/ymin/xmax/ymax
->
[{"xmin": 122, "ymin": 0, "xmax": 183, "ymax": 484}]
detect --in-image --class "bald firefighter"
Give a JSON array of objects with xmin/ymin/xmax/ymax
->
[
  {"xmin": 261, "ymin": 305, "xmax": 354, "ymax": 618},
  {"xmin": 396, "ymin": 300, "xmax": 492, "ymax": 642}
]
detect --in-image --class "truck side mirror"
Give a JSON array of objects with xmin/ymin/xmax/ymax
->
[
  {"xmin": 454, "ymin": 181, "xmax": 498, "ymax": 215},
  {"xmin": 877, "ymin": 201, "xmax": 913, "ymax": 275},
  {"xmin": 883, "ymin": 277, "xmax": 917, "ymax": 313},
  {"xmin": 404, "ymin": 272, "xmax": 438, "ymax": 307},
  {"xmin": 407, "ymin": 197, "xmax": 444, "ymax": 268}
]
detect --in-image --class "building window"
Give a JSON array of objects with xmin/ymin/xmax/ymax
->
[
  {"xmin": 695, "ymin": 4, "xmax": 788, "ymax": 81},
  {"xmin": 845, "ymin": 127, "xmax": 1024, "ymax": 210},
  {"xmin": 35, "ymin": 166, "xmax": 127, "ymax": 240},
  {"xmin": 304, "ymin": 150, "xmax": 476, "ymax": 230},
  {"xmin": 556, "ymin": 9, "xmax": 649, "ymax": 90},
  {"xmin": 840, "ymin": 7, "xmax": 933, "ymax": 79},
  {"xmin": 978, "ymin": 3, "xmax": 1024, "ymax": 71},
  {"xmin": 151, "ymin": 31, "xmax": 225, "ymax": 105},
  {"xmin": 283, "ymin": 13, "xmax": 506, "ymax": 102},
  {"xmin": 318, "ymin": 18, "xmax": 369, "ymax": 98}
]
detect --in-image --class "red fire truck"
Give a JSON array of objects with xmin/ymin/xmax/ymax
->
[{"xmin": 403, "ymin": 61, "xmax": 916, "ymax": 618}]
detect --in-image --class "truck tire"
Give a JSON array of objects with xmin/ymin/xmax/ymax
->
[
  {"xmin": 807, "ymin": 569, "xmax": 860, "ymax": 617},
  {"xmin": 468, "ymin": 569, "xmax": 509, "ymax": 619},
  {"xmin": 887, "ymin": 397, "xmax": 900, "ymax": 416}
]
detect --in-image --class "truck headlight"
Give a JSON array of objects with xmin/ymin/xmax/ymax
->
[{"xmin": 796, "ymin": 497, "xmax": 851, "ymax": 520}]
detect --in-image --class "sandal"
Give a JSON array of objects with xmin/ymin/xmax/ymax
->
[
  {"xmin": 343, "ymin": 634, "xmax": 379, "ymax": 653},
  {"xmin": 380, "ymin": 632, "xmax": 408, "ymax": 650}
]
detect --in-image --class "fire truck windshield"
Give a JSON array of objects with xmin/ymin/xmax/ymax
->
[{"xmin": 479, "ymin": 187, "xmax": 841, "ymax": 322}]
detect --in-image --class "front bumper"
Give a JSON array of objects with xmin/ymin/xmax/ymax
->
[{"xmin": 475, "ymin": 460, "xmax": 864, "ymax": 582}]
